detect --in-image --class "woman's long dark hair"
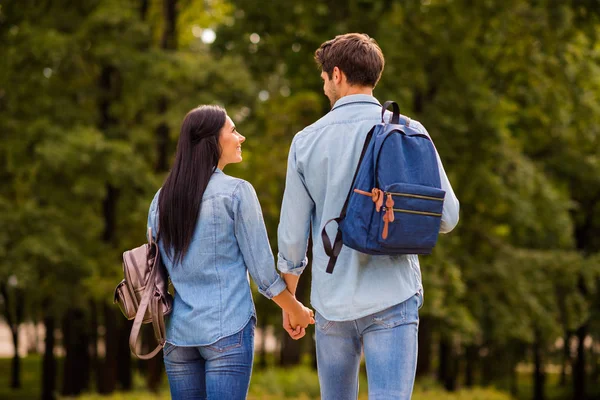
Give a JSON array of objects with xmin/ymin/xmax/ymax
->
[{"xmin": 158, "ymin": 105, "xmax": 226, "ymax": 264}]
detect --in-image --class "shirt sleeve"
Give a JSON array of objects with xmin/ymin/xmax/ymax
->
[
  {"xmin": 147, "ymin": 191, "xmax": 160, "ymax": 242},
  {"xmin": 233, "ymin": 181, "xmax": 287, "ymax": 299},
  {"xmin": 276, "ymin": 136, "xmax": 314, "ymax": 276},
  {"xmin": 414, "ymin": 122, "xmax": 460, "ymax": 233}
]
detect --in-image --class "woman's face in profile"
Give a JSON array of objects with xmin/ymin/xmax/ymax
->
[{"xmin": 218, "ymin": 116, "xmax": 246, "ymax": 168}]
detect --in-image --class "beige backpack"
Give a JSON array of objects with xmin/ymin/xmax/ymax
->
[{"xmin": 114, "ymin": 228, "xmax": 173, "ymax": 359}]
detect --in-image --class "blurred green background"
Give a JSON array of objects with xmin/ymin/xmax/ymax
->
[{"xmin": 1, "ymin": 0, "xmax": 600, "ymax": 399}]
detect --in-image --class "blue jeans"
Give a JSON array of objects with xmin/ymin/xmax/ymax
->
[
  {"xmin": 163, "ymin": 317, "xmax": 255, "ymax": 400},
  {"xmin": 315, "ymin": 293, "xmax": 422, "ymax": 400}
]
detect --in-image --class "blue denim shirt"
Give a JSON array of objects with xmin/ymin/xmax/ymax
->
[
  {"xmin": 277, "ymin": 94, "xmax": 460, "ymax": 321},
  {"xmin": 148, "ymin": 169, "xmax": 286, "ymax": 346}
]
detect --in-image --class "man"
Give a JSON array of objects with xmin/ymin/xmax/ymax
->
[{"xmin": 277, "ymin": 33, "xmax": 459, "ymax": 400}]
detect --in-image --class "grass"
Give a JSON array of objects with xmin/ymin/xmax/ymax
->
[
  {"xmin": 1, "ymin": 356, "xmax": 41, "ymax": 400},
  {"xmin": 4, "ymin": 355, "xmax": 589, "ymax": 400}
]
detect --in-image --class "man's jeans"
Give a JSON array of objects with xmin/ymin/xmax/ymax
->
[
  {"xmin": 315, "ymin": 293, "xmax": 421, "ymax": 400},
  {"xmin": 163, "ymin": 317, "xmax": 255, "ymax": 400}
]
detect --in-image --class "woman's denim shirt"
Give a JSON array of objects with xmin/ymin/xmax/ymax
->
[{"xmin": 147, "ymin": 169, "xmax": 286, "ymax": 346}]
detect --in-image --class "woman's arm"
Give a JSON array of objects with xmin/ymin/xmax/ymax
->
[{"xmin": 233, "ymin": 180, "xmax": 314, "ymax": 328}]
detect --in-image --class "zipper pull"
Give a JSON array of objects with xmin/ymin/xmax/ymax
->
[
  {"xmin": 354, "ymin": 188, "xmax": 373, "ymax": 197},
  {"xmin": 386, "ymin": 206, "xmax": 395, "ymax": 223},
  {"xmin": 371, "ymin": 188, "xmax": 381, "ymax": 204},
  {"xmin": 385, "ymin": 193, "xmax": 394, "ymax": 209},
  {"xmin": 382, "ymin": 211, "xmax": 389, "ymax": 240},
  {"xmin": 354, "ymin": 188, "xmax": 382, "ymax": 204},
  {"xmin": 375, "ymin": 189, "xmax": 384, "ymax": 212}
]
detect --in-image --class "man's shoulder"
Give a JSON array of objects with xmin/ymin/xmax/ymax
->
[
  {"xmin": 294, "ymin": 104, "xmax": 382, "ymax": 143},
  {"xmin": 293, "ymin": 113, "xmax": 333, "ymax": 142}
]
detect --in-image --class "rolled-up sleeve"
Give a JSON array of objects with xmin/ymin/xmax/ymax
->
[
  {"xmin": 277, "ymin": 136, "xmax": 314, "ymax": 276},
  {"xmin": 233, "ymin": 181, "xmax": 287, "ymax": 299}
]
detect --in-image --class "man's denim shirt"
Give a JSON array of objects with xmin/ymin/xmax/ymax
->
[
  {"xmin": 277, "ymin": 94, "xmax": 460, "ymax": 321},
  {"xmin": 148, "ymin": 169, "xmax": 286, "ymax": 346}
]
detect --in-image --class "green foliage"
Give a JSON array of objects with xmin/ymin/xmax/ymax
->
[{"xmin": 1, "ymin": 0, "xmax": 600, "ymax": 396}]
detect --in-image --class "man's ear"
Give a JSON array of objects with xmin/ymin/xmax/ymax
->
[{"xmin": 332, "ymin": 66, "xmax": 344, "ymax": 85}]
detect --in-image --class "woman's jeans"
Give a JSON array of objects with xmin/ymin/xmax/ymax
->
[
  {"xmin": 163, "ymin": 317, "xmax": 255, "ymax": 400},
  {"xmin": 315, "ymin": 293, "xmax": 422, "ymax": 400}
]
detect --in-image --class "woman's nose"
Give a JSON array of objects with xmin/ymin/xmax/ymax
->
[{"xmin": 239, "ymin": 134, "xmax": 246, "ymax": 143}]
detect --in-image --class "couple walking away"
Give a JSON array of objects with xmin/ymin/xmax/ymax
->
[{"xmin": 147, "ymin": 33, "xmax": 460, "ymax": 400}]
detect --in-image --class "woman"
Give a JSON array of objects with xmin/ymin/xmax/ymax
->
[{"xmin": 147, "ymin": 105, "xmax": 314, "ymax": 399}]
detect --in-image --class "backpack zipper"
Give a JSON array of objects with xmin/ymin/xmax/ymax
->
[
  {"xmin": 383, "ymin": 207, "xmax": 442, "ymax": 217},
  {"xmin": 385, "ymin": 191, "xmax": 443, "ymax": 202}
]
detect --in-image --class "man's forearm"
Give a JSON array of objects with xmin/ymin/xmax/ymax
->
[{"xmin": 282, "ymin": 273, "xmax": 300, "ymax": 296}]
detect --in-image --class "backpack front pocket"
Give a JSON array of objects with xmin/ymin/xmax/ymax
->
[{"xmin": 377, "ymin": 182, "xmax": 445, "ymax": 253}]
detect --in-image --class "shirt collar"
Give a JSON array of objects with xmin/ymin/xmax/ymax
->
[{"xmin": 331, "ymin": 94, "xmax": 381, "ymax": 112}]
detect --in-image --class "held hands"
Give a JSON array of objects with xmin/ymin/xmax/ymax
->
[
  {"xmin": 290, "ymin": 303, "xmax": 315, "ymax": 329},
  {"xmin": 283, "ymin": 302, "xmax": 315, "ymax": 340}
]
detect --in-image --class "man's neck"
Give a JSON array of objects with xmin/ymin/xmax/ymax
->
[{"xmin": 340, "ymin": 85, "xmax": 373, "ymax": 98}]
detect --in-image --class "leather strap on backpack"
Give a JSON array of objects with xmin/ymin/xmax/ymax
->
[
  {"xmin": 128, "ymin": 242, "xmax": 168, "ymax": 360},
  {"xmin": 322, "ymin": 127, "xmax": 375, "ymax": 274}
]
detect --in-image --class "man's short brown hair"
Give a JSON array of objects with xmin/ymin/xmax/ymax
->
[{"xmin": 315, "ymin": 33, "xmax": 385, "ymax": 88}]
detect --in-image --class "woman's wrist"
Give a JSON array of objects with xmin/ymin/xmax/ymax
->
[{"xmin": 287, "ymin": 298, "xmax": 303, "ymax": 315}]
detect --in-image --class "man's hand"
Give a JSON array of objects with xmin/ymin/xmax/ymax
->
[
  {"xmin": 282, "ymin": 310, "xmax": 307, "ymax": 340},
  {"xmin": 289, "ymin": 304, "xmax": 315, "ymax": 329}
]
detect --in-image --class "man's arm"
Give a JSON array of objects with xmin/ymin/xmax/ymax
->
[
  {"xmin": 277, "ymin": 136, "xmax": 315, "ymax": 339},
  {"xmin": 414, "ymin": 121, "xmax": 459, "ymax": 232},
  {"xmin": 435, "ymin": 149, "xmax": 460, "ymax": 233},
  {"xmin": 277, "ymin": 136, "xmax": 314, "ymax": 277},
  {"xmin": 281, "ymin": 273, "xmax": 305, "ymax": 339}
]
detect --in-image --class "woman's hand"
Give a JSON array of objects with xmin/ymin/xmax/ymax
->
[{"xmin": 289, "ymin": 302, "xmax": 315, "ymax": 329}]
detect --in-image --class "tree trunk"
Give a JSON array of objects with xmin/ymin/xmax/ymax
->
[
  {"xmin": 11, "ymin": 289, "xmax": 24, "ymax": 389},
  {"xmin": 1, "ymin": 283, "xmax": 24, "ymax": 389},
  {"xmin": 90, "ymin": 299, "xmax": 100, "ymax": 392},
  {"xmin": 464, "ymin": 345, "xmax": 477, "ymax": 387},
  {"xmin": 143, "ymin": 325, "xmax": 164, "ymax": 392},
  {"xmin": 510, "ymin": 362, "xmax": 518, "ymax": 398},
  {"xmin": 481, "ymin": 343, "xmax": 493, "ymax": 385},
  {"xmin": 161, "ymin": 0, "xmax": 177, "ymax": 50},
  {"xmin": 61, "ymin": 311, "xmax": 74, "ymax": 396},
  {"xmin": 61, "ymin": 308, "xmax": 90, "ymax": 396},
  {"xmin": 279, "ymin": 331, "xmax": 302, "ymax": 366},
  {"xmin": 154, "ymin": 0, "xmax": 178, "ymax": 174},
  {"xmin": 97, "ymin": 59, "xmax": 121, "ymax": 393},
  {"xmin": 573, "ymin": 324, "xmax": 587, "ymax": 400},
  {"xmin": 117, "ymin": 319, "xmax": 133, "ymax": 390},
  {"xmin": 98, "ymin": 302, "xmax": 118, "ymax": 394},
  {"xmin": 42, "ymin": 313, "xmax": 56, "ymax": 400},
  {"xmin": 533, "ymin": 335, "xmax": 546, "ymax": 400},
  {"xmin": 11, "ymin": 327, "xmax": 21, "ymax": 388},
  {"xmin": 438, "ymin": 336, "xmax": 457, "ymax": 391},
  {"xmin": 416, "ymin": 316, "xmax": 433, "ymax": 377},
  {"xmin": 140, "ymin": 0, "xmax": 149, "ymax": 20}
]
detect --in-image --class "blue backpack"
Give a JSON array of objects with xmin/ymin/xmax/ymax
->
[{"xmin": 322, "ymin": 101, "xmax": 446, "ymax": 274}]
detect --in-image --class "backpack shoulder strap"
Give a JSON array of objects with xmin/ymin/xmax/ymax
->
[
  {"xmin": 322, "ymin": 126, "xmax": 376, "ymax": 274},
  {"xmin": 128, "ymin": 243, "xmax": 166, "ymax": 359}
]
